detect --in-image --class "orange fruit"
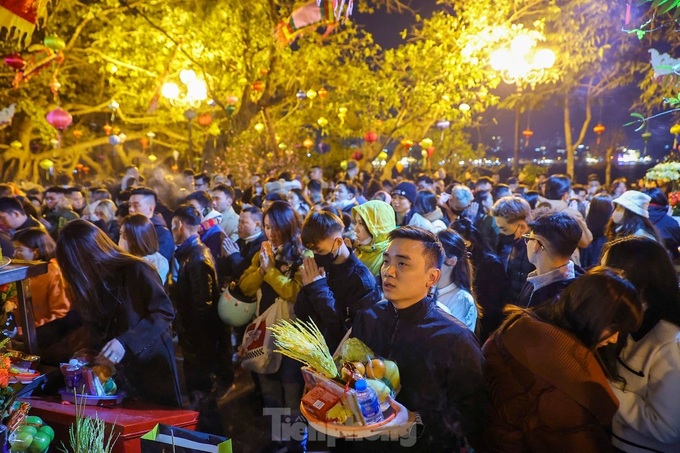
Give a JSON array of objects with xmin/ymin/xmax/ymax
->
[
  {"xmin": 365, "ymin": 359, "xmax": 385, "ymax": 380},
  {"xmin": 351, "ymin": 361, "xmax": 365, "ymax": 376}
]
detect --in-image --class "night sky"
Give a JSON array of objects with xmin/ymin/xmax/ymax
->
[{"xmin": 353, "ymin": 1, "xmax": 677, "ymax": 161}]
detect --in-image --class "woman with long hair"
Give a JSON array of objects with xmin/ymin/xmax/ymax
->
[
  {"xmin": 606, "ymin": 190, "xmax": 661, "ymax": 243},
  {"xmin": 436, "ymin": 229, "xmax": 477, "ymax": 331},
  {"xmin": 483, "ymin": 267, "xmax": 643, "ymax": 451},
  {"xmin": 119, "ymin": 214, "xmax": 169, "ymax": 285},
  {"xmin": 13, "ymin": 227, "xmax": 70, "ymax": 326},
  {"xmin": 287, "ymin": 188, "xmax": 312, "ymax": 218},
  {"xmin": 452, "ymin": 216, "xmax": 508, "ymax": 342},
  {"xmin": 238, "ymin": 200, "xmax": 308, "ymax": 452},
  {"xmin": 581, "ymin": 193, "xmax": 613, "ymax": 268},
  {"xmin": 56, "ymin": 220, "xmax": 181, "ymax": 407},
  {"xmin": 601, "ymin": 237, "xmax": 680, "ymax": 452},
  {"xmin": 415, "ymin": 190, "xmax": 447, "ymax": 232}
]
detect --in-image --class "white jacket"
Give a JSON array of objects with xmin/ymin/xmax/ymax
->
[{"xmin": 611, "ymin": 320, "xmax": 680, "ymax": 452}]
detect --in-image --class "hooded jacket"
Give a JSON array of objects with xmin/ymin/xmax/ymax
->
[
  {"xmin": 648, "ymin": 204, "xmax": 680, "ymax": 259},
  {"xmin": 352, "ymin": 200, "xmax": 396, "ymax": 277}
]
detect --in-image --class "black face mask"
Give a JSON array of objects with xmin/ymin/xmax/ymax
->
[{"xmin": 314, "ymin": 240, "xmax": 340, "ymax": 269}]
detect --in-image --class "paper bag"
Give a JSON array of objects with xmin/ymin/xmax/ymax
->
[{"xmin": 141, "ymin": 424, "xmax": 232, "ymax": 453}]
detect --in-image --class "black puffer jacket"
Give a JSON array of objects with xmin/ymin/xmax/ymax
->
[
  {"xmin": 351, "ymin": 297, "xmax": 486, "ymax": 452},
  {"xmin": 648, "ymin": 204, "xmax": 680, "ymax": 259},
  {"xmin": 170, "ymin": 235, "xmax": 221, "ymax": 354}
]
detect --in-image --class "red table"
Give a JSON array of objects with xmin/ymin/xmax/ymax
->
[{"xmin": 20, "ymin": 396, "xmax": 199, "ymax": 453}]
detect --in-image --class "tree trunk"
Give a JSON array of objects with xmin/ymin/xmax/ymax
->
[
  {"xmin": 605, "ymin": 145, "xmax": 614, "ymax": 188},
  {"xmin": 564, "ymin": 96, "xmax": 575, "ymax": 179}
]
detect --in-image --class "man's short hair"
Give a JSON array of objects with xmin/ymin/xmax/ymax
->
[
  {"xmin": 475, "ymin": 177, "xmax": 494, "ymax": 188},
  {"xmin": 212, "ymin": 184, "xmax": 235, "ymax": 200},
  {"xmin": 65, "ymin": 187, "xmax": 84, "ymax": 196},
  {"xmin": 388, "ymin": 226, "xmax": 444, "ymax": 270},
  {"xmin": 241, "ymin": 206, "xmax": 263, "ymax": 223},
  {"xmin": 94, "ymin": 188, "xmax": 111, "ymax": 200},
  {"xmin": 172, "ymin": 204, "xmax": 202, "ymax": 226},
  {"xmin": 416, "ymin": 175, "xmax": 434, "ymax": 185},
  {"xmin": 129, "ymin": 186, "xmax": 158, "ymax": 204},
  {"xmin": 308, "ymin": 179, "xmax": 322, "ymax": 192},
  {"xmin": 335, "ymin": 181, "xmax": 357, "ymax": 197},
  {"xmin": 572, "ymin": 184, "xmax": 587, "ymax": 195},
  {"xmin": 544, "ymin": 174, "xmax": 572, "ymax": 200},
  {"xmin": 506, "ymin": 177, "xmax": 518, "ymax": 185},
  {"xmin": 185, "ymin": 190, "xmax": 213, "ymax": 209},
  {"xmin": 529, "ymin": 210, "xmax": 582, "ymax": 258},
  {"xmin": 587, "ymin": 173, "xmax": 600, "ymax": 182},
  {"xmin": 0, "ymin": 197, "xmax": 25, "ymax": 215},
  {"xmin": 491, "ymin": 184, "xmax": 511, "ymax": 200},
  {"xmin": 45, "ymin": 186, "xmax": 66, "ymax": 195},
  {"xmin": 491, "ymin": 196, "xmax": 531, "ymax": 223},
  {"xmin": 301, "ymin": 211, "xmax": 344, "ymax": 248},
  {"xmin": 0, "ymin": 184, "xmax": 14, "ymax": 198},
  {"xmin": 450, "ymin": 185, "xmax": 474, "ymax": 206}
]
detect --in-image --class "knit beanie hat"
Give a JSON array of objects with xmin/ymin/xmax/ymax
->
[
  {"xmin": 392, "ymin": 181, "xmax": 417, "ymax": 206},
  {"xmin": 613, "ymin": 190, "xmax": 651, "ymax": 218}
]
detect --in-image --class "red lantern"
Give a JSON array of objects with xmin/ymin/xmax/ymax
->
[
  {"xmin": 4, "ymin": 54, "xmax": 25, "ymax": 70},
  {"xmin": 593, "ymin": 123, "xmax": 605, "ymax": 145},
  {"xmin": 522, "ymin": 129, "xmax": 534, "ymax": 147},
  {"xmin": 303, "ymin": 138, "xmax": 314, "ymax": 149},
  {"xmin": 45, "ymin": 108, "xmax": 72, "ymax": 130},
  {"xmin": 426, "ymin": 147, "xmax": 435, "ymax": 157},
  {"xmin": 252, "ymin": 81, "xmax": 264, "ymax": 92},
  {"xmin": 197, "ymin": 113, "xmax": 212, "ymax": 127},
  {"xmin": 364, "ymin": 131, "xmax": 378, "ymax": 143},
  {"xmin": 351, "ymin": 151, "xmax": 364, "ymax": 161},
  {"xmin": 318, "ymin": 88, "xmax": 327, "ymax": 100},
  {"xmin": 72, "ymin": 130, "xmax": 83, "ymax": 139},
  {"xmin": 103, "ymin": 124, "xmax": 113, "ymax": 135},
  {"xmin": 401, "ymin": 139, "xmax": 414, "ymax": 148},
  {"xmin": 140, "ymin": 137, "xmax": 150, "ymax": 149}
]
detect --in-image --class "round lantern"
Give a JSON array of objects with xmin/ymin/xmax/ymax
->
[
  {"xmin": 296, "ymin": 90, "xmax": 307, "ymax": 100},
  {"xmin": 593, "ymin": 123, "xmax": 605, "ymax": 145},
  {"xmin": 102, "ymin": 124, "xmax": 113, "ymax": 135},
  {"xmin": 522, "ymin": 129, "xmax": 534, "ymax": 147},
  {"xmin": 641, "ymin": 131, "xmax": 652, "ymax": 141},
  {"xmin": 254, "ymin": 122, "xmax": 265, "ymax": 133},
  {"xmin": 72, "ymin": 130, "xmax": 83, "ymax": 139},
  {"xmin": 39, "ymin": 159, "xmax": 54, "ymax": 170},
  {"xmin": 10, "ymin": 141, "xmax": 22, "ymax": 149},
  {"xmin": 45, "ymin": 108, "xmax": 72, "ymax": 130},
  {"xmin": 318, "ymin": 88, "xmax": 327, "ymax": 100},
  {"xmin": 364, "ymin": 131, "xmax": 378, "ymax": 143},
  {"xmin": 351, "ymin": 151, "xmax": 364, "ymax": 161},
  {"xmin": 148, "ymin": 154, "xmax": 158, "ymax": 163},
  {"xmin": 401, "ymin": 139, "xmax": 414, "ymax": 149},
  {"xmin": 338, "ymin": 106, "xmax": 348, "ymax": 115},
  {"xmin": 317, "ymin": 142, "xmax": 331, "ymax": 154},
  {"xmin": 419, "ymin": 138, "xmax": 433, "ymax": 149},
  {"xmin": 4, "ymin": 54, "xmax": 25, "ymax": 70},
  {"xmin": 226, "ymin": 95, "xmax": 238, "ymax": 105},
  {"xmin": 317, "ymin": 117, "xmax": 329, "ymax": 128},
  {"xmin": 435, "ymin": 119, "xmax": 451, "ymax": 130},
  {"xmin": 378, "ymin": 151, "xmax": 388, "ymax": 160},
  {"xmin": 426, "ymin": 147, "xmax": 435, "ymax": 157},
  {"xmin": 670, "ymin": 124, "xmax": 680, "ymax": 136},
  {"xmin": 251, "ymin": 81, "xmax": 264, "ymax": 92},
  {"xmin": 197, "ymin": 113, "xmax": 213, "ymax": 127},
  {"xmin": 109, "ymin": 135, "xmax": 122, "ymax": 145},
  {"xmin": 340, "ymin": 160, "xmax": 348, "ymax": 171},
  {"xmin": 306, "ymin": 90, "xmax": 317, "ymax": 100},
  {"xmin": 421, "ymin": 150, "xmax": 428, "ymax": 158},
  {"xmin": 225, "ymin": 105, "xmax": 236, "ymax": 116},
  {"xmin": 303, "ymin": 138, "xmax": 314, "ymax": 149},
  {"xmin": 44, "ymin": 35, "xmax": 66, "ymax": 51}
]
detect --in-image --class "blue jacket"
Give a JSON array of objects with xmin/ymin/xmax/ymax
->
[{"xmin": 151, "ymin": 215, "xmax": 175, "ymax": 263}]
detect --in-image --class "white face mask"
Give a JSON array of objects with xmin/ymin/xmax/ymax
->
[{"xmin": 612, "ymin": 207, "xmax": 624, "ymax": 225}]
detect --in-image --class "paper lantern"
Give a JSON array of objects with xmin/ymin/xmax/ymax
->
[
  {"xmin": 401, "ymin": 139, "xmax": 414, "ymax": 148},
  {"xmin": 226, "ymin": 95, "xmax": 238, "ymax": 105},
  {"xmin": 208, "ymin": 123, "xmax": 221, "ymax": 136},
  {"xmin": 395, "ymin": 162, "xmax": 404, "ymax": 172},
  {"xmin": 296, "ymin": 90, "xmax": 307, "ymax": 100},
  {"xmin": 317, "ymin": 117, "xmax": 329, "ymax": 127},
  {"xmin": 148, "ymin": 154, "xmax": 158, "ymax": 162},
  {"xmin": 419, "ymin": 138, "xmax": 433, "ymax": 149},
  {"xmin": 45, "ymin": 108, "xmax": 72, "ymax": 130},
  {"xmin": 72, "ymin": 130, "xmax": 83, "ymax": 139},
  {"xmin": 44, "ymin": 35, "xmax": 66, "ymax": 51},
  {"xmin": 225, "ymin": 105, "xmax": 236, "ymax": 116},
  {"xmin": 102, "ymin": 124, "xmax": 113, "ymax": 135},
  {"xmin": 254, "ymin": 122, "xmax": 265, "ymax": 133},
  {"xmin": 593, "ymin": 123, "xmax": 605, "ymax": 145},
  {"xmin": 641, "ymin": 131, "xmax": 652, "ymax": 141},
  {"xmin": 4, "ymin": 54, "xmax": 25, "ymax": 70},
  {"xmin": 351, "ymin": 151, "xmax": 364, "ymax": 161},
  {"xmin": 340, "ymin": 160, "xmax": 348, "ymax": 170},
  {"xmin": 670, "ymin": 124, "xmax": 680, "ymax": 136},
  {"xmin": 426, "ymin": 147, "xmax": 435, "ymax": 157},
  {"xmin": 303, "ymin": 138, "xmax": 314, "ymax": 149},
  {"xmin": 364, "ymin": 131, "xmax": 378, "ymax": 143},
  {"xmin": 109, "ymin": 135, "xmax": 122, "ymax": 145},
  {"xmin": 251, "ymin": 81, "xmax": 264, "ymax": 92},
  {"xmin": 306, "ymin": 90, "xmax": 317, "ymax": 100},
  {"xmin": 317, "ymin": 142, "xmax": 331, "ymax": 154},
  {"xmin": 10, "ymin": 141, "xmax": 22, "ymax": 149},
  {"xmin": 197, "ymin": 113, "xmax": 213, "ymax": 127},
  {"xmin": 318, "ymin": 88, "xmax": 327, "ymax": 99},
  {"xmin": 378, "ymin": 151, "xmax": 388, "ymax": 160},
  {"xmin": 435, "ymin": 119, "xmax": 451, "ymax": 130},
  {"xmin": 140, "ymin": 137, "xmax": 149, "ymax": 149},
  {"xmin": 39, "ymin": 159, "xmax": 54, "ymax": 170}
]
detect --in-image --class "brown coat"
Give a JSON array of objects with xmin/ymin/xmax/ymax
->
[{"xmin": 482, "ymin": 313, "xmax": 618, "ymax": 452}]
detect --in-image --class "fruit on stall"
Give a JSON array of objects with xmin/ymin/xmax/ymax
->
[{"xmin": 9, "ymin": 416, "xmax": 54, "ymax": 453}]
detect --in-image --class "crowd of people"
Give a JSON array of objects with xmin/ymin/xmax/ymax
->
[{"xmin": 0, "ymin": 162, "xmax": 678, "ymax": 452}]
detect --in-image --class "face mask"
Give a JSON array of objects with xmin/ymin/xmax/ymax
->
[
  {"xmin": 612, "ymin": 209, "xmax": 624, "ymax": 225},
  {"xmin": 451, "ymin": 208, "xmax": 466, "ymax": 217},
  {"xmin": 314, "ymin": 240, "xmax": 340, "ymax": 269}
]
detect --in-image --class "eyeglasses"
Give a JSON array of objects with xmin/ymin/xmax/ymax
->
[{"xmin": 521, "ymin": 233, "xmax": 545, "ymax": 250}]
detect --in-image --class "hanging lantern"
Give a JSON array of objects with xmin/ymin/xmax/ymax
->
[
  {"xmin": 351, "ymin": 151, "xmax": 364, "ymax": 161},
  {"xmin": 593, "ymin": 123, "xmax": 605, "ymax": 145},
  {"xmin": 83, "ymin": 166, "xmax": 90, "ymax": 175},
  {"xmin": 103, "ymin": 124, "xmax": 113, "ymax": 135},
  {"xmin": 419, "ymin": 138, "xmax": 433, "ymax": 149},
  {"xmin": 401, "ymin": 139, "xmax": 414, "ymax": 149},
  {"xmin": 318, "ymin": 88, "xmax": 327, "ymax": 100},
  {"xmin": 338, "ymin": 106, "xmax": 348, "ymax": 115},
  {"xmin": 226, "ymin": 95, "xmax": 238, "ymax": 105},
  {"xmin": 44, "ymin": 35, "xmax": 66, "ymax": 51},
  {"xmin": 148, "ymin": 154, "xmax": 158, "ymax": 163},
  {"xmin": 278, "ymin": 142, "xmax": 287, "ymax": 150},
  {"xmin": 458, "ymin": 103, "xmax": 471, "ymax": 112},
  {"xmin": 296, "ymin": 90, "xmax": 307, "ymax": 101},
  {"xmin": 45, "ymin": 108, "xmax": 73, "ymax": 130},
  {"xmin": 251, "ymin": 81, "xmax": 264, "ymax": 92},
  {"xmin": 10, "ymin": 140, "xmax": 22, "ymax": 149},
  {"xmin": 303, "ymin": 138, "xmax": 314, "ymax": 149},
  {"xmin": 522, "ymin": 129, "xmax": 534, "ymax": 147},
  {"xmin": 207, "ymin": 123, "xmax": 221, "ymax": 136},
  {"xmin": 317, "ymin": 142, "xmax": 331, "ymax": 154},
  {"xmin": 72, "ymin": 130, "xmax": 83, "ymax": 140},
  {"xmin": 4, "ymin": 54, "xmax": 25, "ymax": 70},
  {"xmin": 254, "ymin": 122, "xmax": 265, "ymax": 133},
  {"xmin": 317, "ymin": 117, "xmax": 329, "ymax": 128},
  {"xmin": 364, "ymin": 131, "xmax": 378, "ymax": 143},
  {"xmin": 421, "ymin": 149, "xmax": 428, "ymax": 158},
  {"xmin": 147, "ymin": 131, "xmax": 156, "ymax": 139},
  {"xmin": 39, "ymin": 159, "xmax": 54, "ymax": 170},
  {"xmin": 109, "ymin": 135, "xmax": 122, "ymax": 145},
  {"xmin": 140, "ymin": 137, "xmax": 149, "ymax": 150},
  {"xmin": 435, "ymin": 119, "xmax": 451, "ymax": 130},
  {"xmin": 306, "ymin": 90, "xmax": 317, "ymax": 100},
  {"xmin": 378, "ymin": 150, "xmax": 388, "ymax": 160},
  {"xmin": 642, "ymin": 131, "xmax": 652, "ymax": 155},
  {"xmin": 671, "ymin": 124, "xmax": 680, "ymax": 150},
  {"xmin": 197, "ymin": 113, "xmax": 213, "ymax": 127},
  {"xmin": 426, "ymin": 147, "xmax": 435, "ymax": 157},
  {"xmin": 108, "ymin": 100, "xmax": 120, "ymax": 111},
  {"xmin": 225, "ymin": 105, "xmax": 236, "ymax": 115},
  {"xmin": 340, "ymin": 160, "xmax": 348, "ymax": 171}
]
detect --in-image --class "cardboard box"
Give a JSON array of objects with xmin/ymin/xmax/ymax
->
[{"xmin": 302, "ymin": 385, "xmax": 341, "ymax": 422}]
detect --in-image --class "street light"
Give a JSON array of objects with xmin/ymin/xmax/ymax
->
[
  {"xmin": 161, "ymin": 69, "xmax": 208, "ymax": 166},
  {"xmin": 490, "ymin": 34, "xmax": 555, "ymax": 174}
]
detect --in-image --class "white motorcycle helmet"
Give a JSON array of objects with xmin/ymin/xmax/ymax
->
[{"xmin": 218, "ymin": 286, "xmax": 257, "ymax": 327}]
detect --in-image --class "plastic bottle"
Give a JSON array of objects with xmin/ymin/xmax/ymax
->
[{"xmin": 354, "ymin": 379, "xmax": 384, "ymax": 425}]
